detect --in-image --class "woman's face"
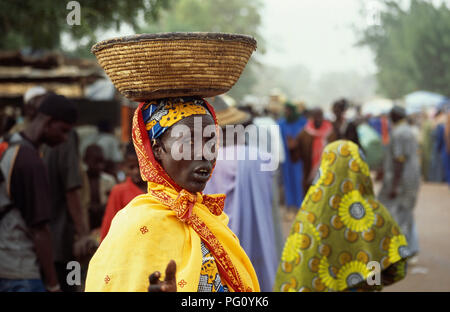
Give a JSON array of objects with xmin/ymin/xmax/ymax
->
[{"xmin": 153, "ymin": 114, "xmax": 217, "ymax": 193}]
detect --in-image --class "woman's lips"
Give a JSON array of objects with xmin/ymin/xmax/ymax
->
[{"xmin": 191, "ymin": 164, "xmax": 212, "ymax": 183}]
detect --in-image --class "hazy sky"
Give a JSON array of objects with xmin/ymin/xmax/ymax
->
[
  {"xmin": 258, "ymin": 0, "xmax": 377, "ymax": 78},
  {"xmin": 258, "ymin": 0, "xmax": 450, "ymax": 79}
]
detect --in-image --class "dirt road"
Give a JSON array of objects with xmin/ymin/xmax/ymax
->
[{"xmin": 384, "ymin": 182, "xmax": 450, "ymax": 291}]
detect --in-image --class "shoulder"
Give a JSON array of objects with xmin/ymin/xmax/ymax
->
[
  {"xmin": 110, "ymin": 193, "xmax": 178, "ymax": 228},
  {"xmin": 13, "ymin": 143, "xmax": 41, "ymax": 168},
  {"xmin": 110, "ymin": 180, "xmax": 131, "ymax": 193}
]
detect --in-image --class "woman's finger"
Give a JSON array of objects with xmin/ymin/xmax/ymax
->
[
  {"xmin": 164, "ymin": 260, "xmax": 177, "ymax": 283},
  {"xmin": 149, "ymin": 271, "xmax": 161, "ymax": 285}
]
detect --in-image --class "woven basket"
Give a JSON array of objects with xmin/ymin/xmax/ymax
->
[{"xmin": 91, "ymin": 32, "xmax": 257, "ymax": 101}]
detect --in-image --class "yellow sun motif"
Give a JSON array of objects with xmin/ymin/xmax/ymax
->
[
  {"xmin": 388, "ymin": 235, "xmax": 409, "ymax": 263},
  {"xmin": 336, "ymin": 261, "xmax": 371, "ymax": 291},
  {"xmin": 338, "ymin": 190, "xmax": 375, "ymax": 232},
  {"xmin": 318, "ymin": 257, "xmax": 339, "ymax": 290},
  {"xmin": 350, "ymin": 147, "xmax": 370, "ymax": 176},
  {"xmin": 281, "ymin": 233, "xmax": 303, "ymax": 262}
]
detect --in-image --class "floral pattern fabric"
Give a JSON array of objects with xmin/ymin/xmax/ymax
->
[{"xmin": 274, "ymin": 140, "xmax": 410, "ymax": 292}]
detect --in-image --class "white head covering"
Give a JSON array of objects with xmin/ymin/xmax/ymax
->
[{"xmin": 23, "ymin": 86, "xmax": 47, "ymax": 104}]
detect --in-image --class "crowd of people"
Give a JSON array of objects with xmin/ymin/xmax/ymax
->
[{"xmin": 0, "ymin": 84, "xmax": 449, "ymax": 292}]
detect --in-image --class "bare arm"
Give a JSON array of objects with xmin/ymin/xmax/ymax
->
[
  {"xmin": 30, "ymin": 223, "xmax": 60, "ymax": 291},
  {"xmin": 66, "ymin": 187, "xmax": 98, "ymax": 259}
]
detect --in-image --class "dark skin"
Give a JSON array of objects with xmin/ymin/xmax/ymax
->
[
  {"xmin": 149, "ymin": 114, "xmax": 217, "ymax": 292},
  {"xmin": 123, "ymin": 154, "xmax": 147, "ymax": 192},
  {"xmin": 311, "ymin": 108, "xmax": 324, "ymax": 129},
  {"xmin": 332, "ymin": 103, "xmax": 346, "ymax": 125},
  {"xmin": 84, "ymin": 145, "xmax": 107, "ymax": 229}
]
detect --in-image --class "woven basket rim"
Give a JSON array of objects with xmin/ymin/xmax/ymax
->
[{"xmin": 91, "ymin": 32, "xmax": 257, "ymax": 54}]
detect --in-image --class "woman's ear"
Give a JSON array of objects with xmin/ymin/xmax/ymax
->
[{"xmin": 152, "ymin": 139, "xmax": 163, "ymax": 162}]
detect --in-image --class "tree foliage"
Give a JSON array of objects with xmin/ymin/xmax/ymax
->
[
  {"xmin": 358, "ymin": 0, "xmax": 450, "ymax": 98},
  {"xmin": 0, "ymin": 0, "xmax": 171, "ymax": 52},
  {"xmin": 140, "ymin": 0, "xmax": 265, "ymax": 101}
]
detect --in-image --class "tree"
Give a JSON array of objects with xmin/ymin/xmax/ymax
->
[
  {"xmin": 357, "ymin": 0, "xmax": 450, "ymax": 98},
  {"xmin": 0, "ymin": 0, "xmax": 172, "ymax": 53},
  {"xmin": 140, "ymin": 0, "xmax": 265, "ymax": 101}
]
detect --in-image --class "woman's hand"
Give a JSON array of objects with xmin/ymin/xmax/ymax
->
[{"xmin": 148, "ymin": 260, "xmax": 177, "ymax": 292}]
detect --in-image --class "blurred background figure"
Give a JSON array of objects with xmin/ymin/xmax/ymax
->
[
  {"xmin": 204, "ymin": 95, "xmax": 281, "ymax": 292},
  {"xmin": 0, "ymin": 91, "xmax": 77, "ymax": 292},
  {"xmin": 41, "ymin": 93, "xmax": 95, "ymax": 292},
  {"xmin": 100, "ymin": 142, "xmax": 146, "ymax": 242},
  {"xmin": 289, "ymin": 108, "xmax": 333, "ymax": 195},
  {"xmin": 329, "ymin": 98, "xmax": 360, "ymax": 147},
  {"xmin": 428, "ymin": 106, "xmax": 448, "ymax": 182},
  {"xmin": 277, "ymin": 101, "xmax": 307, "ymax": 212},
  {"xmin": 378, "ymin": 106, "xmax": 421, "ymax": 258},
  {"xmin": 80, "ymin": 144, "xmax": 116, "ymax": 238},
  {"xmin": 8, "ymin": 86, "xmax": 47, "ymax": 135},
  {"xmin": 81, "ymin": 120, "xmax": 124, "ymax": 180}
]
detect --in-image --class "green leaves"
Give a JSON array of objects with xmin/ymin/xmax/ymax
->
[
  {"xmin": 358, "ymin": 0, "xmax": 450, "ymax": 98},
  {"xmin": 0, "ymin": 0, "xmax": 172, "ymax": 52}
]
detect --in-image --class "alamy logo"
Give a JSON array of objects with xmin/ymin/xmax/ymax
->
[
  {"xmin": 366, "ymin": 261, "xmax": 381, "ymax": 286},
  {"xmin": 66, "ymin": 261, "xmax": 81, "ymax": 286},
  {"xmin": 66, "ymin": 1, "xmax": 81, "ymax": 26}
]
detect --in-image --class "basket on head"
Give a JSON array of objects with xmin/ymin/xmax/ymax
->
[{"xmin": 91, "ymin": 32, "xmax": 257, "ymax": 101}]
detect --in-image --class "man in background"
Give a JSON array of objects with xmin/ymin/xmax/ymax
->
[
  {"xmin": 378, "ymin": 106, "xmax": 420, "ymax": 258},
  {"xmin": 0, "ymin": 92, "xmax": 77, "ymax": 292},
  {"xmin": 42, "ymin": 106, "xmax": 95, "ymax": 292}
]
